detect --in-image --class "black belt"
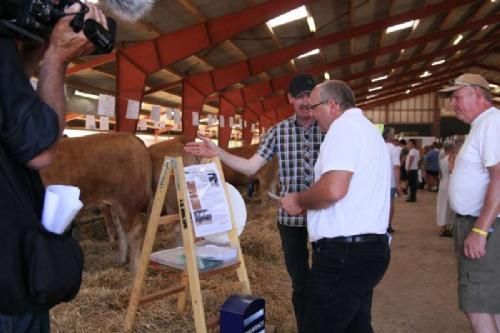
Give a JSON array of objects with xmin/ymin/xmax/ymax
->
[
  {"xmin": 315, "ymin": 233, "xmax": 387, "ymax": 245},
  {"xmin": 456, "ymin": 213, "xmax": 478, "ymax": 219}
]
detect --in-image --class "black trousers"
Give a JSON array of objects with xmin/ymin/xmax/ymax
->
[
  {"xmin": 278, "ymin": 224, "xmax": 310, "ymax": 331},
  {"xmin": 301, "ymin": 237, "xmax": 390, "ymax": 333},
  {"xmin": 407, "ymin": 170, "xmax": 418, "ymax": 201},
  {"xmin": 0, "ymin": 311, "xmax": 49, "ymax": 333}
]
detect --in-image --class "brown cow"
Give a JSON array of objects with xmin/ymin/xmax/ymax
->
[
  {"xmin": 223, "ymin": 144, "xmax": 278, "ymax": 204},
  {"xmin": 41, "ymin": 133, "xmax": 152, "ymax": 272},
  {"xmin": 148, "ymin": 136, "xmax": 198, "ymax": 213}
]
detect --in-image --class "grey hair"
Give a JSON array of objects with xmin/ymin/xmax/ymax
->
[
  {"xmin": 475, "ymin": 86, "xmax": 493, "ymax": 103},
  {"xmin": 382, "ymin": 127, "xmax": 395, "ymax": 141},
  {"xmin": 318, "ymin": 80, "xmax": 356, "ymax": 112},
  {"xmin": 442, "ymin": 140, "xmax": 454, "ymax": 152}
]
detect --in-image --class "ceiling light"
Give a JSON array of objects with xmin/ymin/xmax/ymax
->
[
  {"xmin": 432, "ymin": 59, "xmax": 445, "ymax": 66},
  {"xmin": 400, "ymin": 49, "xmax": 405, "ymax": 54},
  {"xmin": 307, "ymin": 16, "xmax": 316, "ymax": 32},
  {"xmin": 366, "ymin": 94, "xmax": 379, "ymax": 99},
  {"xmin": 371, "ymin": 75, "xmax": 388, "ymax": 82},
  {"xmin": 411, "ymin": 83, "xmax": 421, "ymax": 87},
  {"xmin": 405, "ymin": 89, "xmax": 411, "ymax": 94},
  {"xmin": 297, "ymin": 48, "xmax": 320, "ymax": 59},
  {"xmin": 75, "ymin": 90, "xmax": 99, "ymax": 100},
  {"xmin": 386, "ymin": 20, "xmax": 419, "ymax": 33},
  {"xmin": 324, "ymin": 72, "xmax": 330, "ymax": 80},
  {"xmin": 481, "ymin": 25, "xmax": 489, "ymax": 30},
  {"xmin": 453, "ymin": 34, "xmax": 463, "ymax": 45},
  {"xmin": 420, "ymin": 71, "xmax": 432, "ymax": 78},
  {"xmin": 368, "ymin": 86, "xmax": 383, "ymax": 92},
  {"xmin": 267, "ymin": 5, "xmax": 308, "ymax": 28}
]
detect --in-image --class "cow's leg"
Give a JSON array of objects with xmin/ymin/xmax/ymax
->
[
  {"xmin": 110, "ymin": 207, "xmax": 128, "ymax": 266},
  {"xmin": 100, "ymin": 206, "xmax": 117, "ymax": 242},
  {"xmin": 126, "ymin": 216, "xmax": 143, "ymax": 273}
]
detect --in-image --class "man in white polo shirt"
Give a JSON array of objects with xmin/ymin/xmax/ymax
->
[
  {"xmin": 439, "ymin": 73, "xmax": 500, "ymax": 333},
  {"xmin": 282, "ymin": 80, "xmax": 391, "ymax": 333},
  {"xmin": 405, "ymin": 138, "xmax": 420, "ymax": 202}
]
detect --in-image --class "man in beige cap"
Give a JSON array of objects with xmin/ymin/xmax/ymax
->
[{"xmin": 439, "ymin": 73, "xmax": 500, "ymax": 333}]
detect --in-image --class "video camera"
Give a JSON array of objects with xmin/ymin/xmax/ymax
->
[{"xmin": 0, "ymin": 0, "xmax": 115, "ymax": 54}]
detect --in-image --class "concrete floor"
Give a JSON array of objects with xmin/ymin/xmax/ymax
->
[{"xmin": 372, "ymin": 190, "xmax": 470, "ymax": 332}]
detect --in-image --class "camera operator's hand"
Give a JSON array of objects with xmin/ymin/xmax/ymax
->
[
  {"xmin": 27, "ymin": 2, "xmax": 108, "ymax": 169},
  {"xmin": 46, "ymin": 2, "xmax": 108, "ymax": 63}
]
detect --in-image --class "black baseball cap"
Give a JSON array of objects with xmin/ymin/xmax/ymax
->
[{"xmin": 288, "ymin": 74, "xmax": 316, "ymax": 97}]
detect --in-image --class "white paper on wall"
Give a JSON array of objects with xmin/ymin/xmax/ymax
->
[
  {"xmin": 243, "ymin": 120, "xmax": 247, "ymax": 128},
  {"xmin": 192, "ymin": 111, "xmax": 199, "ymax": 126},
  {"xmin": 97, "ymin": 94, "xmax": 115, "ymax": 117},
  {"xmin": 99, "ymin": 116, "xmax": 109, "ymax": 130},
  {"xmin": 159, "ymin": 121, "xmax": 166, "ymax": 129},
  {"xmin": 165, "ymin": 108, "xmax": 172, "ymax": 120},
  {"xmin": 229, "ymin": 116, "xmax": 234, "ymax": 128},
  {"xmin": 85, "ymin": 115, "xmax": 96, "ymax": 130},
  {"xmin": 126, "ymin": 100, "xmax": 140, "ymax": 119},
  {"xmin": 219, "ymin": 115, "xmax": 225, "ymax": 128},
  {"xmin": 137, "ymin": 119, "xmax": 147, "ymax": 131},
  {"xmin": 151, "ymin": 105, "xmax": 161, "ymax": 122},
  {"xmin": 173, "ymin": 109, "xmax": 181, "ymax": 124},
  {"xmin": 251, "ymin": 123, "xmax": 255, "ymax": 132}
]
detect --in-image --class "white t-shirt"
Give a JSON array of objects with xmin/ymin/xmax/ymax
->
[
  {"xmin": 386, "ymin": 142, "xmax": 401, "ymax": 188},
  {"xmin": 307, "ymin": 108, "xmax": 391, "ymax": 241},
  {"xmin": 449, "ymin": 107, "xmax": 500, "ymax": 217},
  {"xmin": 405, "ymin": 148, "xmax": 420, "ymax": 170}
]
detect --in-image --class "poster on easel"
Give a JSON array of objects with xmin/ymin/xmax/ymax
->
[{"xmin": 184, "ymin": 162, "xmax": 232, "ymax": 237}]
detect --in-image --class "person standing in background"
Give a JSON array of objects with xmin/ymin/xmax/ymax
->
[
  {"xmin": 436, "ymin": 140, "xmax": 455, "ymax": 237},
  {"xmin": 383, "ymin": 127, "xmax": 400, "ymax": 233},
  {"xmin": 405, "ymin": 139, "xmax": 420, "ymax": 202},
  {"xmin": 439, "ymin": 73, "xmax": 500, "ymax": 333}
]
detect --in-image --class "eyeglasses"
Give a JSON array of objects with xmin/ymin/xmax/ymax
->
[{"xmin": 310, "ymin": 100, "xmax": 329, "ymax": 110}]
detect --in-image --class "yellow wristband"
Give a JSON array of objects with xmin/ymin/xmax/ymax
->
[{"xmin": 471, "ymin": 227, "xmax": 488, "ymax": 237}]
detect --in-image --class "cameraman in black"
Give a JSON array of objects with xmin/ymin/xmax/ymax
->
[{"xmin": 0, "ymin": 1, "xmax": 107, "ymax": 332}]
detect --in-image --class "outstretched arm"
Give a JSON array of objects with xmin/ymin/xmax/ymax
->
[{"xmin": 184, "ymin": 134, "xmax": 267, "ymax": 176}]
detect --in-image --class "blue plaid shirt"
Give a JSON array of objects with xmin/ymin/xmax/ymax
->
[{"xmin": 257, "ymin": 115, "xmax": 324, "ymax": 227}]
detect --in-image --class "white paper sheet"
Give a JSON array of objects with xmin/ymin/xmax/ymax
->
[
  {"xmin": 184, "ymin": 163, "xmax": 232, "ymax": 237},
  {"xmin": 42, "ymin": 185, "xmax": 83, "ymax": 234},
  {"xmin": 192, "ymin": 111, "xmax": 199, "ymax": 126},
  {"xmin": 151, "ymin": 105, "xmax": 161, "ymax": 122},
  {"xmin": 126, "ymin": 100, "xmax": 140, "ymax": 119},
  {"xmin": 97, "ymin": 94, "xmax": 115, "ymax": 117},
  {"xmin": 85, "ymin": 115, "xmax": 96, "ymax": 130},
  {"xmin": 219, "ymin": 115, "xmax": 225, "ymax": 128},
  {"xmin": 99, "ymin": 116, "xmax": 109, "ymax": 130}
]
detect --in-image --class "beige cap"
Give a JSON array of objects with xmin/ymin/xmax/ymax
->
[{"xmin": 438, "ymin": 73, "xmax": 490, "ymax": 97}]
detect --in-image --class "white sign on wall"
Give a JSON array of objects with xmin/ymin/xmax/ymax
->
[
  {"xmin": 126, "ymin": 100, "xmax": 140, "ymax": 119},
  {"xmin": 97, "ymin": 94, "xmax": 115, "ymax": 117}
]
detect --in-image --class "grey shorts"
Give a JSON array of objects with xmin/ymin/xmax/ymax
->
[{"xmin": 454, "ymin": 215, "xmax": 500, "ymax": 313}]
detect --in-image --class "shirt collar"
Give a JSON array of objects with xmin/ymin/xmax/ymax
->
[{"xmin": 471, "ymin": 107, "xmax": 497, "ymax": 126}]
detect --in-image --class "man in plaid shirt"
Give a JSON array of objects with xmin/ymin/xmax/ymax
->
[{"xmin": 185, "ymin": 74, "xmax": 324, "ymax": 330}]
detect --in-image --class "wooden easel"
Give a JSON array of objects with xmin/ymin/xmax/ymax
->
[{"xmin": 124, "ymin": 156, "xmax": 251, "ymax": 333}]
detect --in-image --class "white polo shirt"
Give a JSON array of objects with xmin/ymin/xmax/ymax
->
[
  {"xmin": 307, "ymin": 108, "xmax": 391, "ymax": 241},
  {"xmin": 449, "ymin": 107, "xmax": 500, "ymax": 217},
  {"xmin": 405, "ymin": 148, "xmax": 420, "ymax": 170},
  {"xmin": 386, "ymin": 142, "xmax": 401, "ymax": 188}
]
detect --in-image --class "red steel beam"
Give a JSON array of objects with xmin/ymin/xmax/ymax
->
[
  {"xmin": 116, "ymin": 0, "xmax": 310, "ymax": 133},
  {"xmin": 218, "ymin": 14, "xmax": 498, "ymax": 117},
  {"xmin": 119, "ymin": 0, "xmax": 310, "ymax": 74},
  {"xmin": 66, "ymin": 52, "xmax": 115, "ymax": 76}
]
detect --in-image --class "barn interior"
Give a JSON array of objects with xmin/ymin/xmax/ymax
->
[{"xmin": 6, "ymin": 0, "xmax": 500, "ymax": 332}]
